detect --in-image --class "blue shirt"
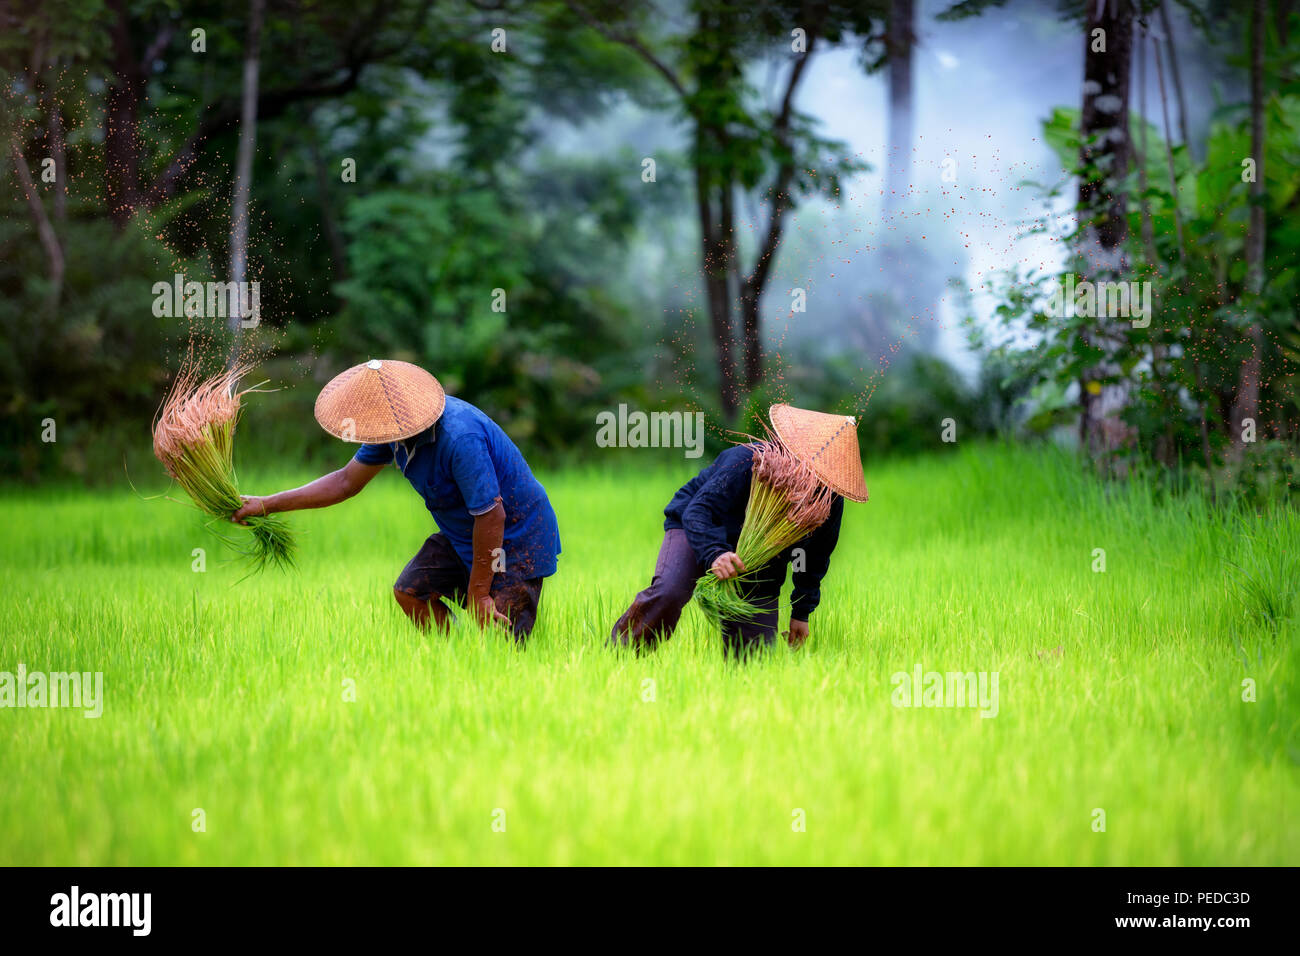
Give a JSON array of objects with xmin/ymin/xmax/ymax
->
[{"xmin": 353, "ymin": 396, "xmax": 561, "ymax": 578}]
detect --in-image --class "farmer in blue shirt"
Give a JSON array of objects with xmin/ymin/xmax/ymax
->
[{"xmin": 233, "ymin": 360, "xmax": 560, "ymax": 641}]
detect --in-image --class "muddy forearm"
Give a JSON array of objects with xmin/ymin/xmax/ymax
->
[{"xmin": 468, "ymin": 500, "xmax": 506, "ymax": 602}]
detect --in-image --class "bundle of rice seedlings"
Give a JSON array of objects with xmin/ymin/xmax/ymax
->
[
  {"xmin": 152, "ymin": 362, "xmax": 295, "ymax": 572},
  {"xmin": 693, "ymin": 437, "xmax": 834, "ymax": 622}
]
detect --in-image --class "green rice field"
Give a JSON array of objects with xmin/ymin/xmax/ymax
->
[{"xmin": 0, "ymin": 444, "xmax": 1296, "ymax": 865}]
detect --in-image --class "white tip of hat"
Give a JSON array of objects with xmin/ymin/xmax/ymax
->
[{"xmin": 366, "ymin": 359, "xmax": 382, "ymax": 370}]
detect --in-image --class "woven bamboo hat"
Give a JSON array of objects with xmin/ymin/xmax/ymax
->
[
  {"xmin": 314, "ymin": 359, "xmax": 445, "ymax": 443},
  {"xmin": 769, "ymin": 403, "xmax": 868, "ymax": 502}
]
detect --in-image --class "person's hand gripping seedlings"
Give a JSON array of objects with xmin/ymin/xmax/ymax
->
[
  {"xmin": 710, "ymin": 551, "xmax": 746, "ymax": 580},
  {"xmin": 784, "ymin": 618, "xmax": 810, "ymax": 650},
  {"xmin": 231, "ymin": 495, "xmax": 267, "ymax": 525}
]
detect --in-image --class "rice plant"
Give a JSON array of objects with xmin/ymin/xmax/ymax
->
[
  {"xmin": 1225, "ymin": 513, "xmax": 1299, "ymax": 631},
  {"xmin": 694, "ymin": 439, "xmax": 833, "ymax": 622},
  {"xmin": 152, "ymin": 362, "xmax": 296, "ymax": 572}
]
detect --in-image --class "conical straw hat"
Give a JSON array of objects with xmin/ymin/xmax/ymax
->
[
  {"xmin": 769, "ymin": 403, "xmax": 868, "ymax": 502},
  {"xmin": 314, "ymin": 359, "xmax": 445, "ymax": 443}
]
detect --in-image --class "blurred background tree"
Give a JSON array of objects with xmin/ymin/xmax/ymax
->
[{"xmin": 962, "ymin": 0, "xmax": 1299, "ymax": 503}]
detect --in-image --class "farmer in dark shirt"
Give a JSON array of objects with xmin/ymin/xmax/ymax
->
[
  {"xmin": 611, "ymin": 404, "xmax": 867, "ymax": 656},
  {"xmin": 233, "ymin": 360, "xmax": 560, "ymax": 641}
]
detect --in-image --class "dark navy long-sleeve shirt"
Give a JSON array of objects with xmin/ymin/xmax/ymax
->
[{"xmin": 663, "ymin": 444, "xmax": 843, "ymax": 619}]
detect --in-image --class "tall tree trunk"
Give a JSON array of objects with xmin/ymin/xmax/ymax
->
[
  {"xmin": 1231, "ymin": 0, "xmax": 1267, "ymax": 453},
  {"xmin": 885, "ymin": 0, "xmax": 916, "ymax": 214},
  {"xmin": 738, "ymin": 23, "xmax": 820, "ymax": 394},
  {"xmin": 1152, "ymin": 39, "xmax": 1186, "ymax": 253},
  {"xmin": 718, "ymin": 176, "xmax": 740, "ymax": 403},
  {"xmin": 10, "ymin": 135, "xmax": 64, "ymax": 310},
  {"xmin": 562, "ymin": 0, "xmax": 817, "ymax": 415},
  {"xmin": 104, "ymin": 6, "xmax": 175, "ymax": 227},
  {"xmin": 105, "ymin": 0, "xmax": 146, "ymax": 227},
  {"xmin": 691, "ymin": 3, "xmax": 739, "ymax": 416},
  {"xmin": 1133, "ymin": 28, "xmax": 1156, "ymax": 265},
  {"xmin": 1077, "ymin": 0, "xmax": 1135, "ymax": 468},
  {"xmin": 1157, "ymin": 2, "xmax": 1191, "ymax": 150},
  {"xmin": 696, "ymin": 154, "xmax": 736, "ymax": 416},
  {"xmin": 40, "ymin": 67, "xmax": 66, "ymax": 221},
  {"xmin": 228, "ymin": 0, "xmax": 265, "ymax": 361},
  {"xmin": 878, "ymin": 0, "xmax": 922, "ymax": 386},
  {"xmin": 1132, "ymin": 25, "xmax": 1171, "ymax": 464}
]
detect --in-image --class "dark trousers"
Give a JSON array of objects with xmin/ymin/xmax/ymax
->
[
  {"xmin": 395, "ymin": 533, "xmax": 544, "ymax": 641},
  {"xmin": 610, "ymin": 529, "xmax": 780, "ymax": 656}
]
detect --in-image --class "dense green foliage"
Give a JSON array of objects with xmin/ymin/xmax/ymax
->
[
  {"xmin": 971, "ymin": 96, "xmax": 1300, "ymax": 453},
  {"xmin": 1, "ymin": 0, "xmax": 1294, "ymax": 495},
  {"xmin": 1, "ymin": 0, "xmax": 994, "ymax": 484},
  {"xmin": 964, "ymin": 3, "xmax": 1300, "ymax": 497}
]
